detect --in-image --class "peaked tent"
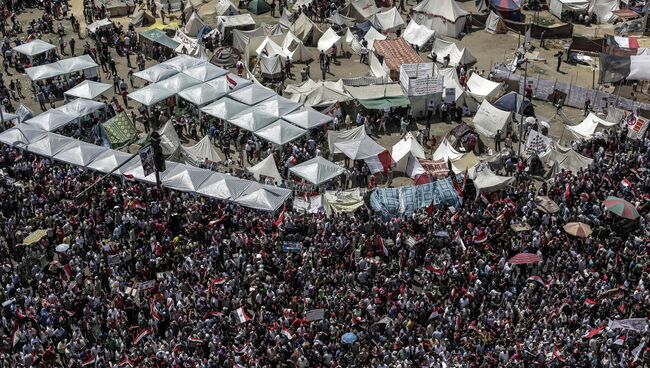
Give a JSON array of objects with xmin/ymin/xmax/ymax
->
[
  {"xmin": 182, "ymin": 61, "xmax": 227, "ymax": 82},
  {"xmin": 208, "ymin": 73, "xmax": 253, "ymax": 92},
  {"xmin": 291, "ymin": 13, "xmax": 324, "ymax": 44},
  {"xmin": 101, "ymin": 112, "xmax": 138, "ymax": 148},
  {"xmin": 392, "ymin": 132, "xmax": 426, "ymax": 172},
  {"xmin": 549, "ymin": 0, "xmax": 589, "ymax": 19},
  {"xmin": 361, "ymin": 26, "xmax": 387, "ymax": 51},
  {"xmin": 432, "ymin": 39, "xmax": 476, "ymax": 66},
  {"xmin": 122, "ymin": 160, "xmax": 179, "ymax": 184},
  {"xmin": 290, "ymin": 156, "xmax": 347, "ymax": 185},
  {"xmin": 235, "ymin": 186, "xmax": 291, "ymax": 211},
  {"xmin": 215, "ymin": 0, "xmax": 239, "ymax": 15},
  {"xmin": 412, "ymin": 0, "xmax": 470, "ymax": 38},
  {"xmin": 318, "ymin": 27, "xmax": 343, "ymax": 52},
  {"xmin": 494, "ymin": 91, "xmax": 531, "ymax": 114},
  {"xmin": 228, "ymin": 108, "xmax": 278, "ymax": 131},
  {"xmin": 254, "ymin": 119, "xmax": 307, "ymax": 145},
  {"xmin": 201, "ymin": 97, "xmax": 249, "ymax": 120},
  {"xmin": 25, "ymin": 133, "xmax": 75, "ymax": 158},
  {"xmin": 369, "ymin": 7, "xmax": 405, "ymax": 32},
  {"xmin": 473, "ymin": 167, "xmax": 515, "ymax": 196},
  {"xmin": 12, "ymin": 39, "xmax": 56, "ymax": 57},
  {"xmin": 229, "ymin": 83, "xmax": 275, "ymax": 105},
  {"xmin": 432, "ymin": 137, "xmax": 464, "ymax": 161},
  {"xmin": 248, "ymin": 0, "xmax": 271, "ymax": 14},
  {"xmin": 284, "ymin": 107, "xmax": 333, "ymax": 129},
  {"xmin": 24, "ymin": 110, "xmax": 77, "ymax": 132},
  {"xmin": 127, "ymin": 83, "xmax": 175, "ymax": 106},
  {"xmin": 161, "ymin": 54, "xmax": 206, "ymax": 72},
  {"xmin": 256, "ymin": 38, "xmax": 293, "ymax": 60},
  {"xmin": 327, "ymin": 13, "xmax": 356, "ymax": 27},
  {"xmin": 472, "ymin": 100, "xmax": 513, "ymax": 138},
  {"xmin": 347, "ymin": 0, "xmax": 380, "ymax": 21},
  {"xmin": 260, "ymin": 55, "xmax": 284, "ymax": 79},
  {"xmin": 178, "ymin": 83, "xmax": 227, "ymax": 106},
  {"xmin": 157, "ymin": 73, "xmax": 201, "ymax": 93},
  {"xmin": 284, "ymin": 79, "xmax": 352, "ymax": 107},
  {"xmin": 485, "ymin": 11, "xmax": 508, "ymax": 33},
  {"xmin": 133, "ymin": 64, "xmax": 178, "ymax": 83},
  {"xmin": 180, "ymin": 135, "xmax": 223, "ymax": 164},
  {"xmin": 254, "ymin": 95, "xmax": 303, "ymax": 118},
  {"xmin": 0, "ymin": 125, "xmax": 47, "ymax": 147},
  {"xmin": 402, "ymin": 20, "xmax": 436, "ymax": 49},
  {"xmin": 130, "ymin": 8, "xmax": 155, "ymax": 26},
  {"xmin": 86, "ymin": 149, "xmax": 135, "ymax": 174},
  {"xmin": 248, "ymin": 154, "xmax": 283, "ymax": 182},
  {"xmin": 196, "ymin": 173, "xmax": 251, "ymax": 200},
  {"xmin": 334, "ymin": 135, "xmax": 386, "ymax": 160},
  {"xmin": 438, "ymin": 68, "xmax": 479, "ymax": 112},
  {"xmin": 53, "ymin": 141, "xmax": 108, "ymax": 167},
  {"xmin": 545, "ymin": 146, "xmax": 593, "ymax": 171},
  {"xmin": 566, "ymin": 112, "xmax": 617, "ymax": 139},
  {"xmin": 56, "ymin": 99, "xmax": 106, "ymax": 118},
  {"xmin": 466, "ymin": 73, "xmax": 503, "ymax": 102},
  {"xmin": 160, "ymin": 163, "xmax": 212, "ymax": 192},
  {"xmin": 291, "ymin": 42, "xmax": 314, "ymax": 62},
  {"xmin": 64, "ymin": 80, "xmax": 112, "ymax": 99}
]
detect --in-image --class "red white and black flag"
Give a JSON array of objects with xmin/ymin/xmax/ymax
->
[{"xmin": 599, "ymin": 53, "xmax": 650, "ymax": 83}]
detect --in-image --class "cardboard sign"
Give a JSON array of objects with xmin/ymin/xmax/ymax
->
[
  {"xmin": 306, "ymin": 308, "xmax": 325, "ymax": 321},
  {"xmin": 138, "ymin": 280, "xmax": 156, "ymax": 292},
  {"xmin": 282, "ymin": 242, "xmax": 303, "ymax": 253}
]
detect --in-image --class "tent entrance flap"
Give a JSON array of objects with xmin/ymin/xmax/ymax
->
[{"xmin": 359, "ymin": 96, "xmax": 410, "ymax": 109}]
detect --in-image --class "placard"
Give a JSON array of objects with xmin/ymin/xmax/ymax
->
[
  {"xmin": 282, "ymin": 241, "xmax": 303, "ymax": 253},
  {"xmin": 138, "ymin": 280, "xmax": 156, "ymax": 291},
  {"xmin": 306, "ymin": 308, "xmax": 325, "ymax": 321},
  {"xmin": 444, "ymin": 88, "xmax": 455, "ymax": 104}
]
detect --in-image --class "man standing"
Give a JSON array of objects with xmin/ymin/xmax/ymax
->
[
  {"xmin": 539, "ymin": 31, "xmax": 545, "ymax": 48},
  {"xmin": 495, "ymin": 129, "xmax": 502, "ymax": 151},
  {"xmin": 554, "ymin": 51, "xmax": 563, "ymax": 72},
  {"xmin": 584, "ymin": 98, "xmax": 591, "ymax": 117},
  {"xmin": 69, "ymin": 38, "xmax": 75, "ymax": 56}
]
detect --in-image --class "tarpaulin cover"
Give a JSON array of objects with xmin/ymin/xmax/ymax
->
[
  {"xmin": 438, "ymin": 67, "xmax": 479, "ymax": 111},
  {"xmin": 348, "ymin": 0, "xmax": 379, "ymax": 21},
  {"xmin": 157, "ymin": 121, "xmax": 181, "ymax": 155},
  {"xmin": 599, "ymin": 53, "xmax": 650, "ymax": 84},
  {"xmin": 369, "ymin": 7, "xmax": 405, "ymax": 31},
  {"xmin": 248, "ymin": 0, "xmax": 271, "ymax": 14},
  {"xmin": 432, "ymin": 137, "xmax": 464, "ymax": 161},
  {"xmin": 323, "ymin": 188, "xmax": 366, "ymax": 215},
  {"xmin": 370, "ymin": 178, "xmax": 460, "ymax": 218},
  {"xmin": 101, "ymin": 112, "xmax": 138, "ymax": 148},
  {"xmin": 215, "ymin": 0, "xmax": 239, "ymax": 15},
  {"xmin": 359, "ymin": 96, "xmax": 410, "ymax": 109},
  {"xmin": 392, "ymin": 132, "xmax": 427, "ymax": 172},
  {"xmin": 184, "ymin": 11, "xmax": 206, "ymax": 37},
  {"xmin": 284, "ymin": 79, "xmax": 352, "ymax": 107},
  {"xmin": 494, "ymin": 91, "xmax": 531, "ymax": 114},
  {"xmin": 260, "ymin": 55, "xmax": 284, "ymax": 78},
  {"xmin": 180, "ymin": 135, "xmax": 223, "ymax": 164},
  {"xmin": 549, "ymin": 0, "xmax": 589, "ymax": 18},
  {"xmin": 318, "ymin": 27, "xmax": 343, "ymax": 52},
  {"xmin": 466, "ymin": 73, "xmax": 503, "ymax": 102},
  {"xmin": 140, "ymin": 29, "xmax": 181, "ymax": 50},
  {"xmin": 590, "ymin": 0, "xmax": 619, "ymax": 23},
  {"xmin": 87, "ymin": 18, "xmax": 114, "ymax": 33},
  {"xmin": 402, "ymin": 20, "xmax": 435, "ymax": 48},
  {"xmin": 473, "ymin": 166, "xmax": 515, "ymax": 195},
  {"xmin": 432, "ymin": 39, "xmax": 476, "ymax": 66}
]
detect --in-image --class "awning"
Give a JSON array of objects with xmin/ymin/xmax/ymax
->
[{"xmin": 358, "ymin": 96, "xmax": 410, "ymax": 109}]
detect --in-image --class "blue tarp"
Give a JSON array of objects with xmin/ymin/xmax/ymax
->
[
  {"xmin": 356, "ymin": 21, "xmax": 372, "ymax": 39},
  {"xmin": 370, "ymin": 177, "xmax": 460, "ymax": 218},
  {"xmin": 493, "ymin": 91, "xmax": 533, "ymax": 115}
]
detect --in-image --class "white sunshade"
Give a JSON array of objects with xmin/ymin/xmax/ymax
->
[
  {"xmin": 24, "ymin": 110, "xmax": 77, "ymax": 131},
  {"xmin": 0, "ymin": 124, "xmax": 47, "ymax": 147},
  {"xmin": 25, "ymin": 133, "xmax": 75, "ymax": 157},
  {"xmin": 86, "ymin": 149, "xmax": 136, "ymax": 174},
  {"xmin": 52, "ymin": 140, "xmax": 108, "ymax": 166},
  {"xmin": 284, "ymin": 107, "xmax": 332, "ymax": 129},
  {"xmin": 289, "ymin": 156, "xmax": 347, "ymax": 185},
  {"xmin": 228, "ymin": 108, "xmax": 278, "ymax": 132},
  {"xmin": 248, "ymin": 154, "xmax": 283, "ymax": 182},
  {"xmin": 25, "ymin": 63, "xmax": 64, "ymax": 81},
  {"xmin": 182, "ymin": 63, "xmax": 228, "ymax": 82},
  {"xmin": 208, "ymin": 74, "xmax": 253, "ymax": 92},
  {"xmin": 229, "ymin": 83, "xmax": 275, "ymax": 105},
  {"xmin": 157, "ymin": 73, "xmax": 201, "ymax": 93},
  {"xmin": 235, "ymin": 184, "xmax": 291, "ymax": 211},
  {"xmin": 64, "ymin": 80, "xmax": 112, "ymax": 99},
  {"xmin": 161, "ymin": 163, "xmax": 213, "ymax": 192},
  {"xmin": 122, "ymin": 160, "xmax": 180, "ymax": 184},
  {"xmin": 254, "ymin": 119, "xmax": 307, "ymax": 145},
  {"xmin": 201, "ymin": 97, "xmax": 249, "ymax": 120},
  {"xmin": 13, "ymin": 39, "xmax": 55, "ymax": 57},
  {"xmin": 196, "ymin": 173, "xmax": 252, "ymax": 200},
  {"xmin": 179, "ymin": 82, "xmax": 227, "ymax": 106},
  {"xmin": 161, "ymin": 54, "xmax": 206, "ymax": 72},
  {"xmin": 57, "ymin": 99, "xmax": 106, "ymax": 118},
  {"xmin": 334, "ymin": 136, "xmax": 386, "ymax": 160},
  {"xmin": 253, "ymin": 95, "xmax": 302, "ymax": 118},
  {"xmin": 128, "ymin": 84, "xmax": 175, "ymax": 106},
  {"xmin": 134, "ymin": 64, "xmax": 179, "ymax": 83},
  {"xmin": 57, "ymin": 55, "xmax": 98, "ymax": 74}
]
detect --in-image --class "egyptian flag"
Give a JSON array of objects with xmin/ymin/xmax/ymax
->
[
  {"xmin": 226, "ymin": 74, "xmax": 238, "ymax": 90},
  {"xmin": 621, "ymin": 178, "xmax": 635, "ymax": 190},
  {"xmin": 61, "ymin": 264, "xmax": 73, "ymax": 281},
  {"xmin": 81, "ymin": 355, "xmax": 96, "ymax": 366},
  {"xmin": 608, "ymin": 35, "xmax": 640, "ymax": 49},
  {"xmin": 133, "ymin": 328, "xmax": 151, "ymax": 345},
  {"xmin": 613, "ymin": 335, "xmax": 626, "ymax": 346},
  {"xmin": 118, "ymin": 355, "xmax": 135, "ymax": 367},
  {"xmin": 426, "ymin": 198, "xmax": 435, "ymax": 215},
  {"xmin": 273, "ymin": 206, "xmax": 286, "ymax": 228},
  {"xmin": 377, "ymin": 236, "xmax": 388, "ymax": 257},
  {"xmin": 599, "ymin": 53, "xmax": 650, "ymax": 84},
  {"xmin": 281, "ymin": 328, "xmax": 293, "ymax": 340},
  {"xmin": 209, "ymin": 278, "xmax": 226, "ymax": 294},
  {"xmin": 188, "ymin": 336, "xmax": 203, "ymax": 345},
  {"xmin": 583, "ymin": 324, "xmax": 606, "ymax": 339},
  {"xmin": 527, "ymin": 276, "xmax": 546, "ymax": 287},
  {"xmin": 424, "ymin": 265, "xmax": 445, "ymax": 275},
  {"xmin": 472, "ymin": 230, "xmax": 487, "ymax": 244},
  {"xmin": 584, "ymin": 298, "xmax": 597, "ymax": 307},
  {"xmin": 234, "ymin": 307, "xmax": 252, "ymax": 324},
  {"xmin": 364, "ymin": 150, "xmax": 394, "ymax": 174},
  {"xmin": 149, "ymin": 299, "xmax": 161, "ymax": 321},
  {"xmin": 123, "ymin": 172, "xmax": 135, "ymax": 181}
]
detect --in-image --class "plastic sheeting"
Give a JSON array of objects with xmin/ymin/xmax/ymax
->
[
  {"xmin": 549, "ymin": 0, "xmax": 589, "ymax": 18},
  {"xmin": 254, "ymin": 119, "xmax": 307, "ymax": 145},
  {"xmin": 590, "ymin": 0, "xmax": 619, "ymax": 24},
  {"xmin": 284, "ymin": 107, "xmax": 332, "ymax": 129},
  {"xmin": 158, "ymin": 121, "xmax": 181, "ymax": 156},
  {"xmin": 284, "ymin": 79, "xmax": 352, "ymax": 107},
  {"xmin": 432, "ymin": 39, "xmax": 476, "ymax": 66},
  {"xmin": 290, "ymin": 156, "xmax": 347, "ymax": 185},
  {"xmin": 24, "ymin": 110, "xmax": 78, "ymax": 132},
  {"xmin": 328, "ymin": 125, "xmax": 368, "ymax": 153},
  {"xmin": 184, "ymin": 11, "xmax": 206, "ymax": 37},
  {"xmin": 402, "ymin": 20, "xmax": 436, "ymax": 49},
  {"xmin": 472, "ymin": 100, "xmax": 512, "ymax": 138},
  {"xmin": 260, "ymin": 55, "xmax": 284, "ymax": 78},
  {"xmin": 180, "ymin": 135, "xmax": 223, "ymax": 164},
  {"xmin": 64, "ymin": 80, "xmax": 112, "ymax": 99}
]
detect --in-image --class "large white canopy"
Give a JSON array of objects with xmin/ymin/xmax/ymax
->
[
  {"xmin": 196, "ymin": 173, "xmax": 251, "ymax": 200},
  {"xmin": 134, "ymin": 64, "xmax": 179, "ymax": 83},
  {"xmin": 228, "ymin": 108, "xmax": 278, "ymax": 132},
  {"xmin": 334, "ymin": 136, "xmax": 386, "ymax": 160},
  {"xmin": 229, "ymin": 83, "xmax": 275, "ymax": 105},
  {"xmin": 180, "ymin": 135, "xmax": 223, "ymax": 164},
  {"xmin": 161, "ymin": 163, "xmax": 213, "ymax": 192},
  {"xmin": 328, "ymin": 125, "xmax": 367, "ymax": 153},
  {"xmin": 128, "ymin": 84, "xmax": 175, "ymax": 106},
  {"xmin": 208, "ymin": 74, "xmax": 253, "ymax": 92},
  {"xmin": 13, "ymin": 39, "xmax": 55, "ymax": 57},
  {"xmin": 86, "ymin": 149, "xmax": 135, "ymax": 174},
  {"xmin": 289, "ymin": 156, "xmax": 347, "ymax": 185},
  {"xmin": 284, "ymin": 107, "xmax": 332, "ymax": 129},
  {"xmin": 64, "ymin": 80, "xmax": 112, "ymax": 99},
  {"xmin": 369, "ymin": 7, "xmax": 405, "ymax": 32},
  {"xmin": 182, "ymin": 62, "xmax": 228, "ymax": 82},
  {"xmin": 412, "ymin": 0, "xmax": 469, "ymax": 38},
  {"xmin": 466, "ymin": 73, "xmax": 503, "ymax": 102},
  {"xmin": 25, "ymin": 133, "xmax": 75, "ymax": 157},
  {"xmin": 254, "ymin": 119, "xmax": 307, "ymax": 145},
  {"xmin": 318, "ymin": 27, "xmax": 343, "ymax": 52},
  {"xmin": 161, "ymin": 54, "xmax": 206, "ymax": 72},
  {"xmin": 57, "ymin": 55, "xmax": 99, "ymax": 74},
  {"xmin": 392, "ymin": 132, "xmax": 426, "ymax": 172},
  {"xmin": 0, "ymin": 124, "xmax": 47, "ymax": 147},
  {"xmin": 157, "ymin": 73, "xmax": 201, "ymax": 93},
  {"xmin": 402, "ymin": 20, "xmax": 436, "ymax": 49},
  {"xmin": 52, "ymin": 141, "xmax": 108, "ymax": 166},
  {"xmin": 24, "ymin": 110, "xmax": 78, "ymax": 132},
  {"xmin": 57, "ymin": 99, "xmax": 106, "ymax": 118},
  {"xmin": 122, "ymin": 160, "xmax": 180, "ymax": 184},
  {"xmin": 473, "ymin": 167, "xmax": 515, "ymax": 196},
  {"xmin": 248, "ymin": 154, "xmax": 282, "ymax": 182},
  {"xmin": 472, "ymin": 100, "xmax": 512, "ymax": 138},
  {"xmin": 25, "ymin": 63, "xmax": 63, "ymax": 81},
  {"xmin": 178, "ymin": 83, "xmax": 227, "ymax": 106},
  {"xmin": 201, "ymin": 97, "xmax": 249, "ymax": 120},
  {"xmin": 566, "ymin": 112, "xmax": 616, "ymax": 139},
  {"xmin": 235, "ymin": 185, "xmax": 291, "ymax": 211},
  {"xmin": 254, "ymin": 95, "xmax": 302, "ymax": 118}
]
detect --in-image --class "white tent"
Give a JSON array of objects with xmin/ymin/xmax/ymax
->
[
  {"xmin": 229, "ymin": 108, "xmax": 278, "ymax": 131},
  {"xmin": 290, "ymin": 13, "xmax": 324, "ymax": 44},
  {"xmin": 248, "ymin": 154, "xmax": 283, "ymax": 182},
  {"xmin": 256, "ymin": 37, "xmax": 293, "ymax": 59},
  {"xmin": 184, "ymin": 11, "xmax": 206, "ymax": 37},
  {"xmin": 201, "ymin": 97, "xmax": 249, "ymax": 120},
  {"xmin": 284, "ymin": 107, "xmax": 332, "ymax": 129},
  {"xmin": 0, "ymin": 125, "xmax": 47, "ymax": 147},
  {"xmin": 232, "ymin": 25, "xmax": 280, "ymax": 54},
  {"xmin": 485, "ymin": 11, "xmax": 506, "ymax": 33},
  {"xmin": 292, "ymin": 0, "xmax": 313, "ymax": 10},
  {"xmin": 217, "ymin": 14, "xmax": 256, "ymax": 34},
  {"xmin": 24, "ymin": 63, "xmax": 63, "ymax": 81},
  {"xmin": 260, "ymin": 55, "xmax": 284, "ymax": 78},
  {"xmin": 182, "ymin": 62, "xmax": 228, "ymax": 82},
  {"xmin": 254, "ymin": 95, "xmax": 302, "ymax": 118},
  {"xmin": 235, "ymin": 186, "xmax": 291, "ymax": 211},
  {"xmin": 284, "ymin": 79, "xmax": 352, "ymax": 107},
  {"xmin": 128, "ymin": 84, "xmax": 175, "ymax": 106},
  {"xmin": 215, "ymin": 0, "xmax": 239, "ymax": 15},
  {"xmin": 57, "ymin": 99, "xmax": 106, "ymax": 118},
  {"xmin": 57, "ymin": 55, "xmax": 99, "ymax": 74},
  {"xmin": 180, "ymin": 136, "xmax": 223, "ymax": 164},
  {"xmin": 466, "ymin": 73, "xmax": 503, "ymax": 102},
  {"xmin": 327, "ymin": 12, "xmax": 356, "ymax": 27},
  {"xmin": 64, "ymin": 80, "xmax": 112, "ymax": 100},
  {"xmin": 134, "ymin": 64, "xmax": 178, "ymax": 83},
  {"xmin": 318, "ymin": 28, "xmax": 343, "ymax": 52},
  {"xmin": 86, "ymin": 149, "xmax": 134, "ymax": 174},
  {"xmin": 472, "ymin": 100, "xmax": 513, "ymax": 138},
  {"xmin": 544, "ymin": 145, "xmax": 593, "ymax": 171},
  {"xmin": 12, "ymin": 39, "xmax": 55, "ymax": 57},
  {"xmin": 438, "ymin": 68, "xmax": 479, "ymax": 111},
  {"xmin": 549, "ymin": 0, "xmax": 589, "ymax": 18},
  {"xmin": 432, "ymin": 39, "xmax": 476, "ymax": 66},
  {"xmin": 161, "ymin": 54, "xmax": 206, "ymax": 72},
  {"xmin": 158, "ymin": 121, "xmax": 181, "ymax": 156},
  {"xmin": 122, "ymin": 160, "xmax": 179, "ymax": 184},
  {"xmin": 161, "ymin": 163, "xmax": 212, "ymax": 192},
  {"xmin": 157, "ymin": 73, "xmax": 201, "ymax": 93},
  {"xmin": 402, "ymin": 20, "xmax": 436, "ymax": 49},
  {"xmin": 290, "ymin": 156, "xmax": 347, "ymax": 185},
  {"xmin": 197, "ymin": 173, "xmax": 251, "ymax": 200},
  {"xmin": 432, "ymin": 137, "xmax": 464, "ymax": 161},
  {"xmin": 334, "ymin": 135, "xmax": 386, "ymax": 160},
  {"xmin": 566, "ymin": 112, "xmax": 616, "ymax": 139},
  {"xmin": 473, "ymin": 167, "xmax": 515, "ymax": 195},
  {"xmin": 328, "ymin": 125, "xmax": 367, "ymax": 153},
  {"xmin": 254, "ymin": 119, "xmax": 307, "ymax": 145},
  {"xmin": 369, "ymin": 7, "xmax": 405, "ymax": 32},
  {"xmin": 348, "ymin": 0, "xmax": 379, "ymax": 21},
  {"xmin": 53, "ymin": 141, "xmax": 107, "ymax": 167},
  {"xmin": 229, "ymin": 83, "xmax": 275, "ymax": 105},
  {"xmin": 24, "ymin": 110, "xmax": 77, "ymax": 132},
  {"xmin": 25, "ymin": 133, "xmax": 75, "ymax": 158},
  {"xmin": 590, "ymin": 0, "xmax": 619, "ymax": 23},
  {"xmin": 412, "ymin": 0, "xmax": 469, "ymax": 38},
  {"xmin": 178, "ymin": 83, "xmax": 227, "ymax": 106},
  {"xmin": 392, "ymin": 132, "xmax": 426, "ymax": 172},
  {"xmin": 362, "ymin": 27, "xmax": 387, "ymax": 51},
  {"xmin": 291, "ymin": 43, "xmax": 314, "ymax": 62},
  {"xmin": 208, "ymin": 74, "xmax": 253, "ymax": 92}
]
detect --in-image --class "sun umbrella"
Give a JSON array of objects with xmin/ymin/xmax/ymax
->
[
  {"xmin": 563, "ymin": 222, "xmax": 592, "ymax": 238},
  {"xmin": 539, "ymin": 121, "xmax": 550, "ymax": 128},
  {"xmin": 22, "ymin": 229, "xmax": 48, "ymax": 245},
  {"xmin": 509, "ymin": 252, "xmax": 541, "ymax": 265},
  {"xmin": 602, "ymin": 196, "xmax": 639, "ymax": 220},
  {"xmin": 55, "ymin": 243, "xmax": 70, "ymax": 252},
  {"xmin": 341, "ymin": 332, "xmax": 357, "ymax": 344}
]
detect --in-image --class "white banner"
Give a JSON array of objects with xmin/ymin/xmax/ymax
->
[
  {"xmin": 293, "ymin": 195, "xmax": 323, "ymax": 213},
  {"xmin": 608, "ymin": 318, "xmax": 648, "ymax": 332},
  {"xmin": 400, "ymin": 63, "xmax": 443, "ymax": 96}
]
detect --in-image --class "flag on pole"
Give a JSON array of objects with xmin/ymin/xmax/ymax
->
[
  {"xmin": 226, "ymin": 74, "xmax": 238, "ymax": 90},
  {"xmin": 377, "ymin": 236, "xmax": 388, "ymax": 257},
  {"xmin": 235, "ymin": 307, "xmax": 252, "ymax": 324},
  {"xmin": 273, "ymin": 206, "xmax": 286, "ymax": 227},
  {"xmin": 631, "ymin": 340, "xmax": 645, "ymax": 363},
  {"xmin": 133, "ymin": 328, "xmax": 151, "ymax": 345},
  {"xmin": 583, "ymin": 324, "xmax": 606, "ymax": 339},
  {"xmin": 81, "ymin": 355, "xmax": 96, "ymax": 367},
  {"xmin": 149, "ymin": 299, "xmax": 160, "ymax": 321},
  {"xmin": 584, "ymin": 298, "xmax": 597, "ymax": 307},
  {"xmin": 472, "ymin": 230, "xmax": 488, "ymax": 244},
  {"xmin": 612, "ymin": 335, "xmax": 626, "ymax": 346}
]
